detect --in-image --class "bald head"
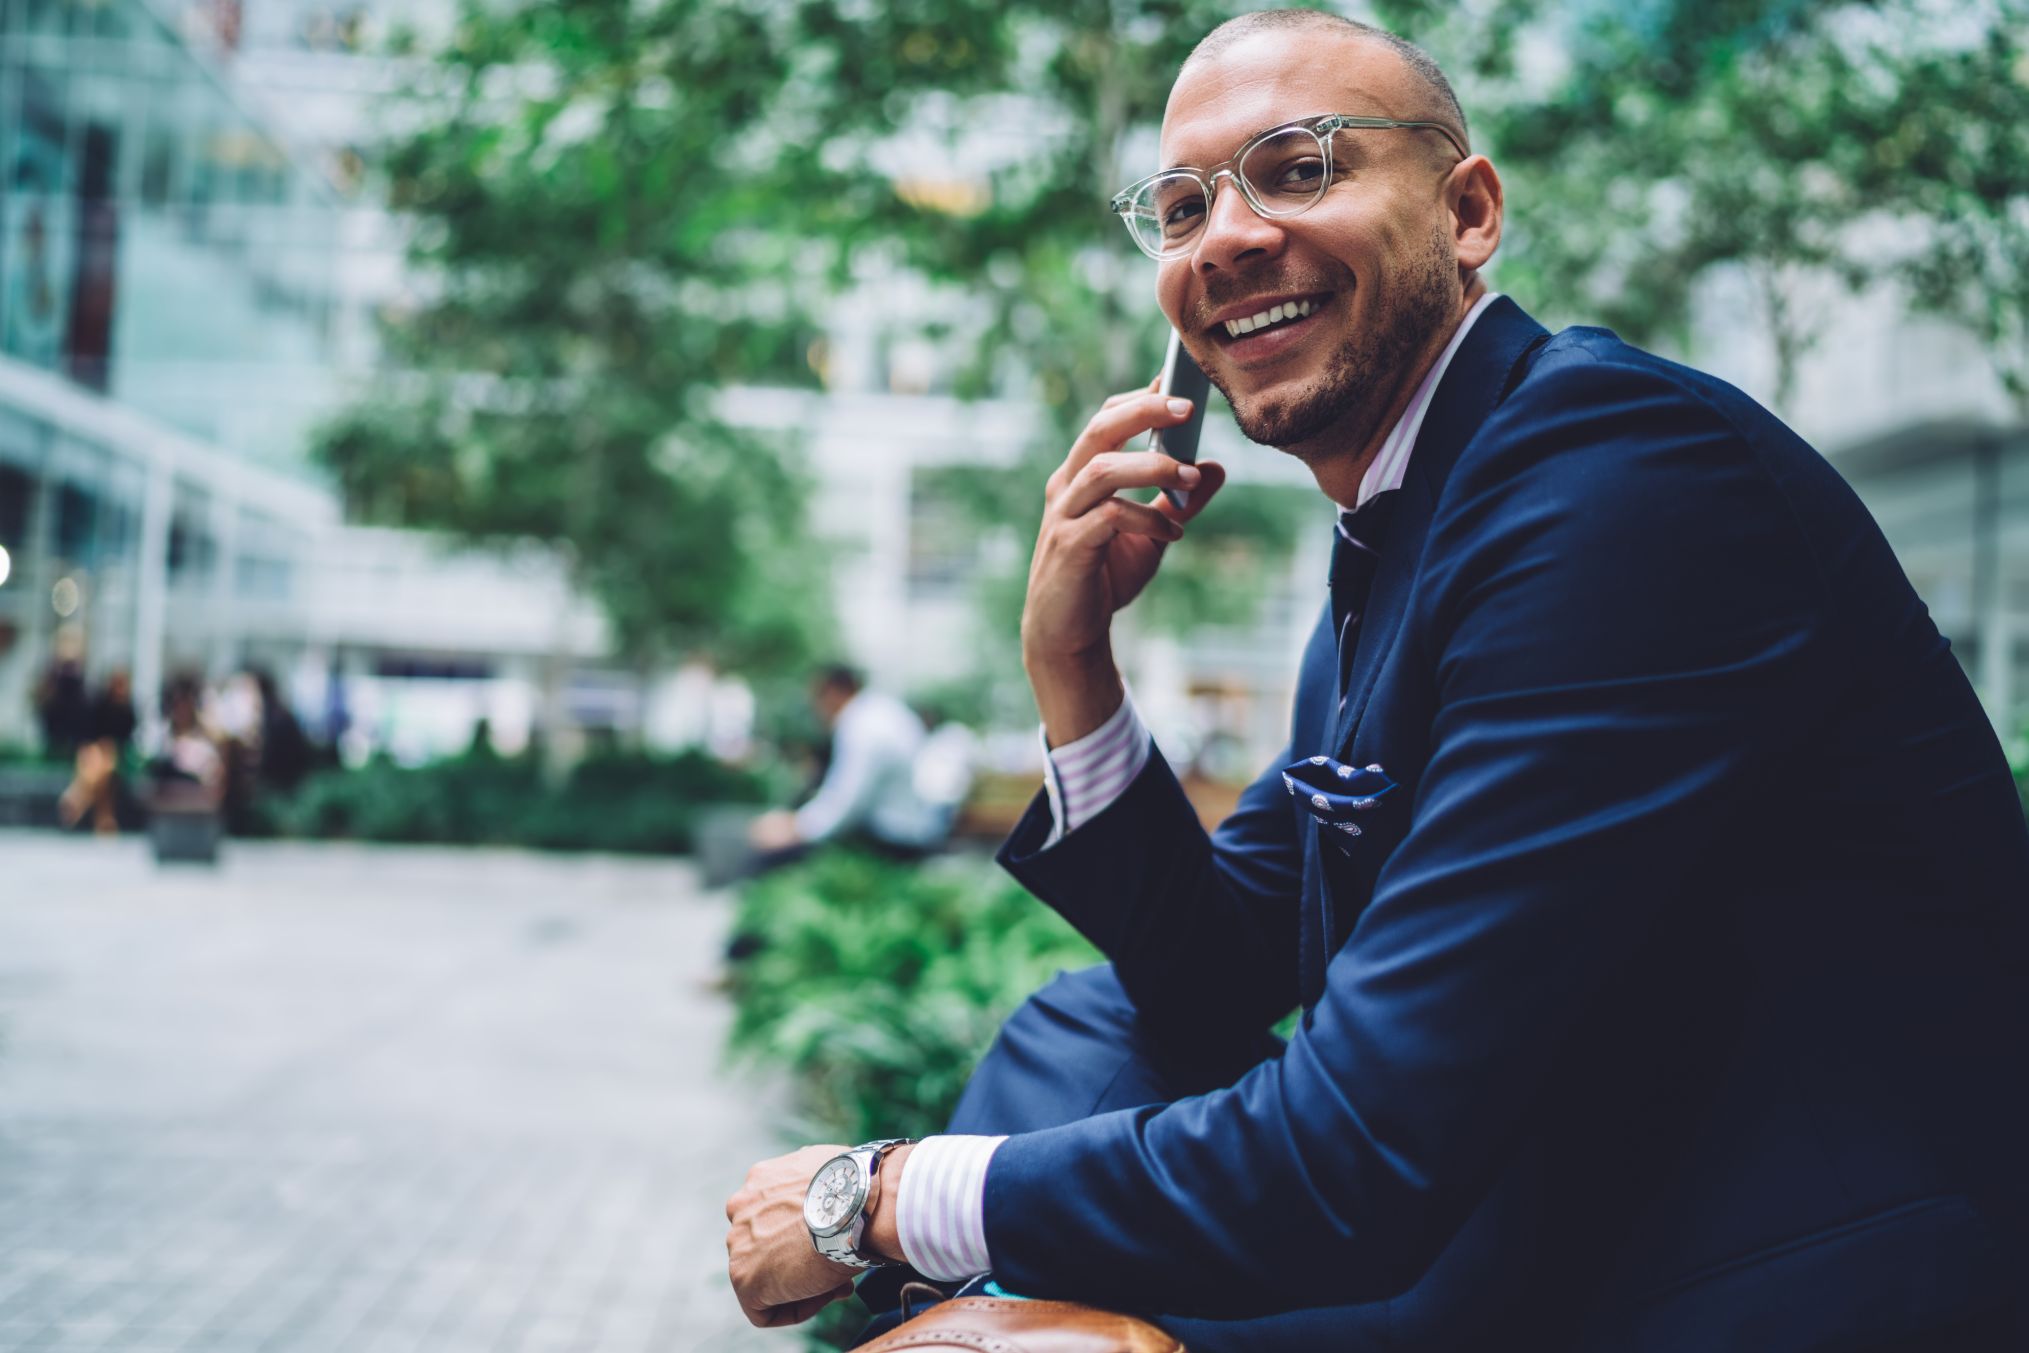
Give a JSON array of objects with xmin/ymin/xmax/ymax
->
[{"xmin": 1181, "ymin": 10, "xmax": 1468, "ymax": 158}]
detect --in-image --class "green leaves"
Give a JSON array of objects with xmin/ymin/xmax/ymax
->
[
  {"xmin": 1485, "ymin": 0, "xmax": 2029, "ymax": 416},
  {"xmin": 316, "ymin": 0, "xmax": 831, "ymax": 667},
  {"xmin": 725, "ymin": 849, "xmax": 1099, "ymax": 1144}
]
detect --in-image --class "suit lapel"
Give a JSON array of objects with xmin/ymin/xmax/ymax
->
[
  {"xmin": 1330, "ymin": 297, "xmax": 1551, "ymax": 759},
  {"xmin": 1300, "ymin": 299, "xmax": 1552, "ymax": 1008}
]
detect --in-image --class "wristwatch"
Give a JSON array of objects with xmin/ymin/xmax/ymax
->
[{"xmin": 804, "ymin": 1138, "xmax": 914, "ymax": 1269}]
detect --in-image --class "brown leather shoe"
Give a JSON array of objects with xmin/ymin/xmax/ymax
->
[{"xmin": 857, "ymin": 1295, "xmax": 1185, "ymax": 1352}]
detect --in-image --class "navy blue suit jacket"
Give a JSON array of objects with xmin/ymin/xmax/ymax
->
[{"xmin": 991, "ymin": 298, "xmax": 2029, "ymax": 1349}]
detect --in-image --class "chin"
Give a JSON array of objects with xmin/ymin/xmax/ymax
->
[{"xmin": 1228, "ymin": 376, "xmax": 1356, "ymax": 451}]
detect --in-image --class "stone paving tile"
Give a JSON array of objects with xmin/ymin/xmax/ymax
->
[{"xmin": 0, "ymin": 834, "xmax": 798, "ymax": 1352}]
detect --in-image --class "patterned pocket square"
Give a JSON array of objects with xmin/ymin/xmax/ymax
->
[{"xmin": 1282, "ymin": 755, "xmax": 1397, "ymax": 849}]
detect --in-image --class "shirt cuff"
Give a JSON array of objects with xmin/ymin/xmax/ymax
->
[
  {"xmin": 894, "ymin": 1134, "xmax": 1006, "ymax": 1283},
  {"xmin": 1039, "ymin": 690, "xmax": 1152, "ymax": 848}
]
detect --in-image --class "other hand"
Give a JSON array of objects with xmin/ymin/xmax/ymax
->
[
  {"xmin": 725, "ymin": 1144, "xmax": 859, "ymax": 1327},
  {"xmin": 747, "ymin": 810, "xmax": 802, "ymax": 852}
]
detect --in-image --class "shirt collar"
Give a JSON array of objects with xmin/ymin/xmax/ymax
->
[{"xmin": 1345, "ymin": 290, "xmax": 1500, "ymax": 518}]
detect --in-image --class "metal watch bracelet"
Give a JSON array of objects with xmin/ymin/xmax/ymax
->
[{"xmin": 806, "ymin": 1138, "xmax": 914, "ymax": 1269}]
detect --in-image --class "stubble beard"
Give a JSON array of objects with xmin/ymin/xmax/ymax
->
[{"xmin": 1208, "ymin": 229, "xmax": 1457, "ymax": 458}]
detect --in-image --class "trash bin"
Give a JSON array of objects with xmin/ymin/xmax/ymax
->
[
  {"xmin": 148, "ymin": 783, "xmax": 222, "ymax": 865},
  {"xmin": 695, "ymin": 805, "xmax": 762, "ymax": 890}
]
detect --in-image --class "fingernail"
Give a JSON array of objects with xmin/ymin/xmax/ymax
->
[
  {"xmin": 1177, "ymin": 464, "xmax": 1201, "ymax": 484},
  {"xmin": 1167, "ymin": 398, "xmax": 1191, "ymax": 416}
]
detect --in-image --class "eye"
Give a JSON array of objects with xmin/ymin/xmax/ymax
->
[{"xmin": 1274, "ymin": 157, "xmax": 1325, "ymax": 189}]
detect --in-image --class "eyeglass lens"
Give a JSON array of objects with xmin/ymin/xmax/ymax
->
[{"xmin": 1128, "ymin": 125, "xmax": 1329, "ymax": 256}]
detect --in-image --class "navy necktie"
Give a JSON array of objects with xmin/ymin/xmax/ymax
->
[{"xmin": 1328, "ymin": 491, "xmax": 1400, "ymax": 706}]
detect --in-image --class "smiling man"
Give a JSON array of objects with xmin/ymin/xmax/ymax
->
[{"xmin": 725, "ymin": 11, "xmax": 2029, "ymax": 1350}]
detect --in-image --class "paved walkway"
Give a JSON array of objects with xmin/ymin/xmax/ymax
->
[{"xmin": 0, "ymin": 832, "xmax": 796, "ymax": 1353}]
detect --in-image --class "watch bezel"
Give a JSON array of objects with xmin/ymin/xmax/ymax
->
[{"xmin": 804, "ymin": 1151, "xmax": 868, "ymax": 1239}]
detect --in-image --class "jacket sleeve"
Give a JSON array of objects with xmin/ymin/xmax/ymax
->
[
  {"xmin": 997, "ymin": 699, "xmax": 1319, "ymax": 1045},
  {"xmin": 979, "ymin": 355, "xmax": 1842, "ymax": 1316}
]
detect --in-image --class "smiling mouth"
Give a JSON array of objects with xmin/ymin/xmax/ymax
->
[
  {"xmin": 1205, "ymin": 291, "xmax": 1338, "ymax": 357},
  {"xmin": 1220, "ymin": 296, "xmax": 1322, "ymax": 338}
]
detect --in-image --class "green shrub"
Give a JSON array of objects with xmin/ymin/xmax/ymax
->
[
  {"xmin": 723, "ymin": 850, "xmax": 1099, "ymax": 1349},
  {"xmin": 269, "ymin": 748, "xmax": 766, "ymax": 852},
  {"xmin": 725, "ymin": 848, "xmax": 1098, "ymax": 1144}
]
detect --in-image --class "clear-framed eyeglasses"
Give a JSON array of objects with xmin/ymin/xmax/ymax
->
[{"xmin": 1110, "ymin": 113, "xmax": 1468, "ymax": 261}]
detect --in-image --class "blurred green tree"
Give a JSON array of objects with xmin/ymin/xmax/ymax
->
[
  {"xmin": 1485, "ymin": 0, "xmax": 2029, "ymax": 417},
  {"xmin": 314, "ymin": 0, "xmax": 837, "ymax": 703}
]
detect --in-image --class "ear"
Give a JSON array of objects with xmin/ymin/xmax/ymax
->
[{"xmin": 1446, "ymin": 155, "xmax": 1503, "ymax": 275}]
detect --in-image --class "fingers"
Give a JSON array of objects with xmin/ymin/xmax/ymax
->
[
  {"xmin": 1148, "ymin": 459, "xmax": 1229, "ymax": 524},
  {"xmin": 1060, "ymin": 494, "xmax": 1186, "ymax": 552},
  {"xmin": 1056, "ymin": 449, "xmax": 1203, "ymax": 521},
  {"xmin": 1053, "ymin": 391, "xmax": 1198, "ymax": 496},
  {"xmin": 1097, "ymin": 374, "xmax": 1164, "ymax": 411},
  {"xmin": 742, "ymin": 1283, "xmax": 854, "ymax": 1328}
]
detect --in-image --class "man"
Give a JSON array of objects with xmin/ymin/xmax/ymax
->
[
  {"xmin": 727, "ymin": 12, "xmax": 2029, "ymax": 1349},
  {"xmin": 747, "ymin": 664, "xmax": 945, "ymax": 860}
]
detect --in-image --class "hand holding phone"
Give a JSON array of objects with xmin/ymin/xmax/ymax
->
[
  {"xmin": 1022, "ymin": 356, "xmax": 1217, "ymax": 748},
  {"xmin": 1148, "ymin": 330, "xmax": 1211, "ymax": 510}
]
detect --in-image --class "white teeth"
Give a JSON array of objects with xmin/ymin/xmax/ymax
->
[{"xmin": 1224, "ymin": 298, "xmax": 1319, "ymax": 338}]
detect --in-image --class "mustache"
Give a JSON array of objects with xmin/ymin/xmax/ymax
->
[{"xmin": 1191, "ymin": 263, "xmax": 1353, "ymax": 328}]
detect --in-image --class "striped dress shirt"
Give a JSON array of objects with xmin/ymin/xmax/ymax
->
[{"xmin": 892, "ymin": 292, "xmax": 1501, "ymax": 1283}]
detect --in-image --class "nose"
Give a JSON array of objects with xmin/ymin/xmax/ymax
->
[{"xmin": 1191, "ymin": 170, "xmax": 1286, "ymax": 275}]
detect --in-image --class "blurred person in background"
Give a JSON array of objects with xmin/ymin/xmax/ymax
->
[
  {"xmin": 727, "ymin": 10, "xmax": 2029, "ymax": 1349},
  {"xmin": 149, "ymin": 674, "xmax": 225, "ymax": 807},
  {"xmin": 747, "ymin": 664, "xmax": 946, "ymax": 865},
  {"xmin": 57, "ymin": 669, "xmax": 138, "ymax": 835},
  {"xmin": 33, "ymin": 653, "xmax": 91, "ymax": 762},
  {"xmin": 251, "ymin": 669, "xmax": 313, "ymax": 795},
  {"xmin": 213, "ymin": 668, "xmax": 313, "ymax": 834}
]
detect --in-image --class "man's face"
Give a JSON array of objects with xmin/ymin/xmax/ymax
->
[
  {"xmin": 812, "ymin": 683, "xmax": 851, "ymax": 727},
  {"xmin": 1155, "ymin": 32, "xmax": 1465, "ymax": 456}
]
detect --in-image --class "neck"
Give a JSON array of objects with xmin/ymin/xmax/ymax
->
[{"xmin": 1298, "ymin": 276, "xmax": 1486, "ymax": 510}]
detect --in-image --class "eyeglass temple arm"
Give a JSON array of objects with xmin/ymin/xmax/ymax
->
[{"xmin": 1317, "ymin": 114, "xmax": 1468, "ymax": 161}]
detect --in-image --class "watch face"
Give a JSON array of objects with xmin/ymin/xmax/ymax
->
[{"xmin": 804, "ymin": 1156, "xmax": 862, "ymax": 1236}]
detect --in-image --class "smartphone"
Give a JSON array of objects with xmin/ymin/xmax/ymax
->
[{"xmin": 1148, "ymin": 329, "xmax": 1211, "ymax": 510}]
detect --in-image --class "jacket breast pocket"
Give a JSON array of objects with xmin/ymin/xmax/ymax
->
[
  {"xmin": 1288, "ymin": 756, "xmax": 1408, "ymax": 952},
  {"xmin": 1282, "ymin": 754, "xmax": 1399, "ymax": 855}
]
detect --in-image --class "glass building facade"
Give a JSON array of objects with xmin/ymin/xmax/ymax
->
[
  {"xmin": 0, "ymin": 0, "xmax": 347, "ymax": 747},
  {"xmin": 1, "ymin": 0, "xmax": 344, "ymax": 464}
]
